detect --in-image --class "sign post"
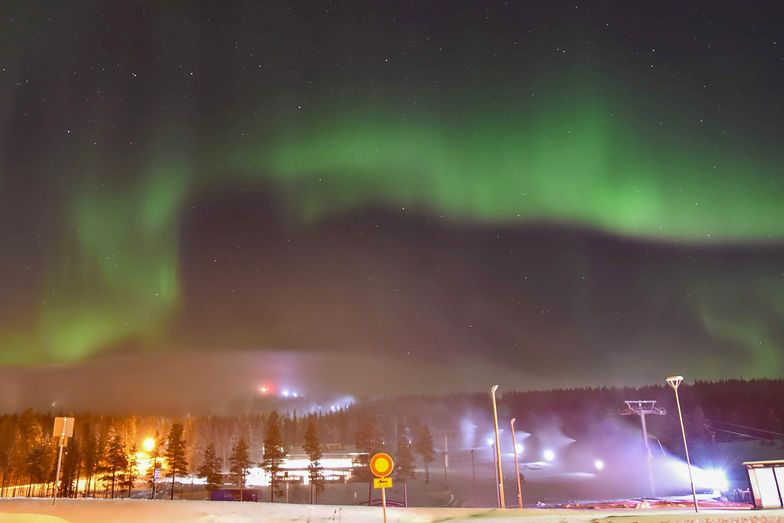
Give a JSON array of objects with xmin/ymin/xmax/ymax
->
[
  {"xmin": 153, "ymin": 467, "xmax": 161, "ymax": 499},
  {"xmin": 52, "ymin": 417, "xmax": 75, "ymax": 505},
  {"xmin": 369, "ymin": 452, "xmax": 395, "ymax": 523}
]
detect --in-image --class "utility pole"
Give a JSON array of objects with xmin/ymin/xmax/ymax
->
[{"xmin": 621, "ymin": 400, "xmax": 665, "ymax": 498}]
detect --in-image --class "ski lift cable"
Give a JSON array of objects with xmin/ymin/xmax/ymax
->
[
  {"xmin": 704, "ymin": 418, "xmax": 784, "ymax": 437},
  {"xmin": 709, "ymin": 427, "xmax": 778, "ymax": 441}
]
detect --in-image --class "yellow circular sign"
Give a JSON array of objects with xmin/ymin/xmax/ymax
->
[{"xmin": 369, "ymin": 452, "xmax": 395, "ymax": 478}]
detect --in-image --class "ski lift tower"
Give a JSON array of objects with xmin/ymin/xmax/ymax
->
[{"xmin": 621, "ymin": 400, "xmax": 666, "ymax": 497}]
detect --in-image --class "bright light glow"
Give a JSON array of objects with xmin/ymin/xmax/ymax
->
[
  {"xmin": 259, "ymin": 385, "xmax": 269, "ymax": 394},
  {"xmin": 594, "ymin": 459, "xmax": 604, "ymax": 471},
  {"xmin": 543, "ymin": 449, "xmax": 555, "ymax": 462},
  {"xmin": 703, "ymin": 468, "xmax": 729, "ymax": 492},
  {"xmin": 292, "ymin": 391, "xmax": 299, "ymax": 398},
  {"xmin": 671, "ymin": 462, "xmax": 729, "ymax": 493},
  {"xmin": 142, "ymin": 437, "xmax": 156, "ymax": 452},
  {"xmin": 486, "ymin": 438, "xmax": 494, "ymax": 447},
  {"xmin": 515, "ymin": 443, "xmax": 524, "ymax": 455},
  {"xmin": 281, "ymin": 389, "xmax": 290, "ymax": 398}
]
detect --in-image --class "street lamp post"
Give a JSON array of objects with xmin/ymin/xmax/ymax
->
[
  {"xmin": 470, "ymin": 448, "xmax": 477, "ymax": 504},
  {"xmin": 443, "ymin": 450, "xmax": 448, "ymax": 489},
  {"xmin": 510, "ymin": 418, "xmax": 523, "ymax": 509},
  {"xmin": 491, "ymin": 443, "xmax": 500, "ymax": 508},
  {"xmin": 442, "ymin": 431, "xmax": 449, "ymax": 489},
  {"xmin": 666, "ymin": 375, "xmax": 698, "ymax": 513},
  {"xmin": 152, "ymin": 457, "xmax": 158, "ymax": 499},
  {"xmin": 490, "ymin": 385, "xmax": 506, "ymax": 509}
]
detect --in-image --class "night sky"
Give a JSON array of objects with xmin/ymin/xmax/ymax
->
[{"xmin": 1, "ymin": 2, "xmax": 783, "ymax": 410}]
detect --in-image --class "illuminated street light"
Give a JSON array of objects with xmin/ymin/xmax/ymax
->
[
  {"xmin": 510, "ymin": 418, "xmax": 523, "ymax": 509},
  {"xmin": 594, "ymin": 459, "xmax": 605, "ymax": 471},
  {"xmin": 666, "ymin": 375, "xmax": 698, "ymax": 513},
  {"xmin": 143, "ymin": 437, "xmax": 156, "ymax": 453},
  {"xmin": 490, "ymin": 385, "xmax": 506, "ymax": 509},
  {"xmin": 543, "ymin": 449, "xmax": 555, "ymax": 462}
]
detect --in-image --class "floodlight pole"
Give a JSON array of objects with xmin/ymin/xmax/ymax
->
[
  {"xmin": 510, "ymin": 418, "xmax": 523, "ymax": 509},
  {"xmin": 443, "ymin": 431, "xmax": 448, "ymax": 489},
  {"xmin": 666, "ymin": 376, "xmax": 698, "ymax": 513},
  {"xmin": 490, "ymin": 385, "xmax": 506, "ymax": 509},
  {"xmin": 491, "ymin": 443, "xmax": 500, "ymax": 508},
  {"xmin": 470, "ymin": 448, "xmax": 477, "ymax": 504}
]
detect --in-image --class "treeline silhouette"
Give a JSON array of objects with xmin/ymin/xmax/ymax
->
[{"xmin": 0, "ymin": 379, "xmax": 781, "ymax": 498}]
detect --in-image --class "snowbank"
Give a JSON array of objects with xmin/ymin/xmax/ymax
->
[{"xmin": 0, "ymin": 498, "xmax": 782, "ymax": 523}]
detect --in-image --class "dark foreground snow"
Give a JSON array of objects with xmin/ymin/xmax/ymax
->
[{"xmin": 0, "ymin": 498, "xmax": 781, "ymax": 523}]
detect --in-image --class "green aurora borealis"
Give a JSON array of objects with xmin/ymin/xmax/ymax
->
[{"xmin": 1, "ymin": 1, "xmax": 783, "ymax": 391}]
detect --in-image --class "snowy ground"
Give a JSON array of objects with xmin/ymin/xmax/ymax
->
[{"xmin": 0, "ymin": 498, "xmax": 783, "ymax": 523}]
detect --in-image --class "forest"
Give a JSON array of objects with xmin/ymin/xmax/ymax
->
[{"xmin": 0, "ymin": 379, "xmax": 782, "ymax": 499}]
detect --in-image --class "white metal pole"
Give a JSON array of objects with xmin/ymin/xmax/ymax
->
[
  {"xmin": 470, "ymin": 449, "xmax": 476, "ymax": 504},
  {"xmin": 53, "ymin": 436, "xmax": 65, "ymax": 505},
  {"xmin": 381, "ymin": 486, "xmax": 387, "ymax": 523},
  {"xmin": 444, "ymin": 432, "xmax": 449, "ymax": 469},
  {"xmin": 674, "ymin": 386, "xmax": 698, "ymax": 513},
  {"xmin": 667, "ymin": 376, "xmax": 698, "ymax": 514},
  {"xmin": 490, "ymin": 385, "xmax": 505, "ymax": 509},
  {"xmin": 492, "ymin": 444, "xmax": 500, "ymax": 508},
  {"xmin": 510, "ymin": 418, "xmax": 523, "ymax": 508}
]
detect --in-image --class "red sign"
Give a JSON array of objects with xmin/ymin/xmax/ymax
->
[{"xmin": 369, "ymin": 452, "xmax": 394, "ymax": 478}]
